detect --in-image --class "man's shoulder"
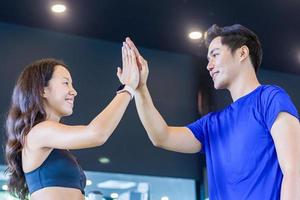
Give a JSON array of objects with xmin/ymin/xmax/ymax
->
[
  {"xmin": 254, "ymin": 84, "xmax": 288, "ymax": 102},
  {"xmin": 259, "ymin": 84, "xmax": 286, "ymax": 93}
]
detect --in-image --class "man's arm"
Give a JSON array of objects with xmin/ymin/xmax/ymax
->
[
  {"xmin": 271, "ymin": 112, "xmax": 300, "ymax": 200},
  {"xmin": 125, "ymin": 37, "xmax": 201, "ymax": 153},
  {"xmin": 135, "ymin": 85, "xmax": 201, "ymax": 153}
]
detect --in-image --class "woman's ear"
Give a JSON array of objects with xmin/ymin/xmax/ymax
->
[{"xmin": 42, "ymin": 87, "xmax": 49, "ymax": 98}]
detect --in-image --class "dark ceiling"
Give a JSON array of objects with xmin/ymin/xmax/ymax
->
[{"xmin": 0, "ymin": 0, "xmax": 300, "ymax": 75}]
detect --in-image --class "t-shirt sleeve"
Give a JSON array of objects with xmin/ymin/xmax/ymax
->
[
  {"xmin": 262, "ymin": 86, "xmax": 299, "ymax": 131},
  {"xmin": 186, "ymin": 114, "xmax": 210, "ymax": 153}
]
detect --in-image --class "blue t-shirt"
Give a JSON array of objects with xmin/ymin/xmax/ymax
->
[{"xmin": 187, "ymin": 85, "xmax": 299, "ymax": 200}]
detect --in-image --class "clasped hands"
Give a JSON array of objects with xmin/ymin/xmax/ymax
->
[{"xmin": 117, "ymin": 37, "xmax": 149, "ymax": 93}]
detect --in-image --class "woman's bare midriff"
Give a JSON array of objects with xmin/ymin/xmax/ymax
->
[{"xmin": 30, "ymin": 187, "xmax": 85, "ymax": 200}]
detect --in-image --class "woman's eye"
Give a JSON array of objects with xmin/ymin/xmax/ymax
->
[{"xmin": 63, "ymin": 82, "xmax": 69, "ymax": 85}]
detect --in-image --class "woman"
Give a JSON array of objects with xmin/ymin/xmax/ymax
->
[{"xmin": 5, "ymin": 43, "xmax": 138, "ymax": 200}]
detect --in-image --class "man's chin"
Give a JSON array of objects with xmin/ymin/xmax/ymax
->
[{"xmin": 214, "ymin": 83, "xmax": 226, "ymax": 90}]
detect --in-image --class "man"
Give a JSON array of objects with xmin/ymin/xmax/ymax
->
[{"xmin": 124, "ymin": 24, "xmax": 300, "ymax": 199}]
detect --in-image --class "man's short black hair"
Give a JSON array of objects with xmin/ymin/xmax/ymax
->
[{"xmin": 205, "ymin": 24, "xmax": 263, "ymax": 73}]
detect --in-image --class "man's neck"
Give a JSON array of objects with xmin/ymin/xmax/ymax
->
[{"xmin": 228, "ymin": 69, "xmax": 261, "ymax": 102}]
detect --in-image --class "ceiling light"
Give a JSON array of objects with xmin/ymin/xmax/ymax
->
[
  {"xmin": 97, "ymin": 180, "xmax": 136, "ymax": 189},
  {"xmin": 86, "ymin": 179, "xmax": 92, "ymax": 186},
  {"xmin": 98, "ymin": 157, "xmax": 110, "ymax": 164},
  {"xmin": 189, "ymin": 31, "xmax": 203, "ymax": 40},
  {"xmin": 110, "ymin": 193, "xmax": 119, "ymax": 199},
  {"xmin": 2, "ymin": 184, "xmax": 8, "ymax": 191},
  {"xmin": 161, "ymin": 196, "xmax": 169, "ymax": 200},
  {"xmin": 51, "ymin": 4, "xmax": 66, "ymax": 13}
]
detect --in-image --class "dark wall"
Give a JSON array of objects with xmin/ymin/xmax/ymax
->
[
  {"xmin": 0, "ymin": 22, "xmax": 208, "ymax": 180},
  {"xmin": 208, "ymin": 69, "xmax": 300, "ymax": 112},
  {"xmin": 258, "ymin": 70, "xmax": 300, "ymax": 112}
]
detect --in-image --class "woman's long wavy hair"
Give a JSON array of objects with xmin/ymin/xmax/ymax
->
[{"xmin": 5, "ymin": 58, "xmax": 67, "ymax": 200}]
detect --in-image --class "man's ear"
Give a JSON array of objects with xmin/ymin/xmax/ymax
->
[{"xmin": 239, "ymin": 45, "xmax": 250, "ymax": 62}]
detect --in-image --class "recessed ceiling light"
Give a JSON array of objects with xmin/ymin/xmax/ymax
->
[
  {"xmin": 110, "ymin": 193, "xmax": 119, "ymax": 199},
  {"xmin": 86, "ymin": 179, "xmax": 92, "ymax": 186},
  {"xmin": 2, "ymin": 184, "xmax": 8, "ymax": 191},
  {"xmin": 189, "ymin": 31, "xmax": 203, "ymax": 40},
  {"xmin": 98, "ymin": 157, "xmax": 110, "ymax": 164},
  {"xmin": 51, "ymin": 4, "xmax": 66, "ymax": 13},
  {"xmin": 97, "ymin": 180, "xmax": 136, "ymax": 189},
  {"xmin": 161, "ymin": 196, "xmax": 169, "ymax": 200}
]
